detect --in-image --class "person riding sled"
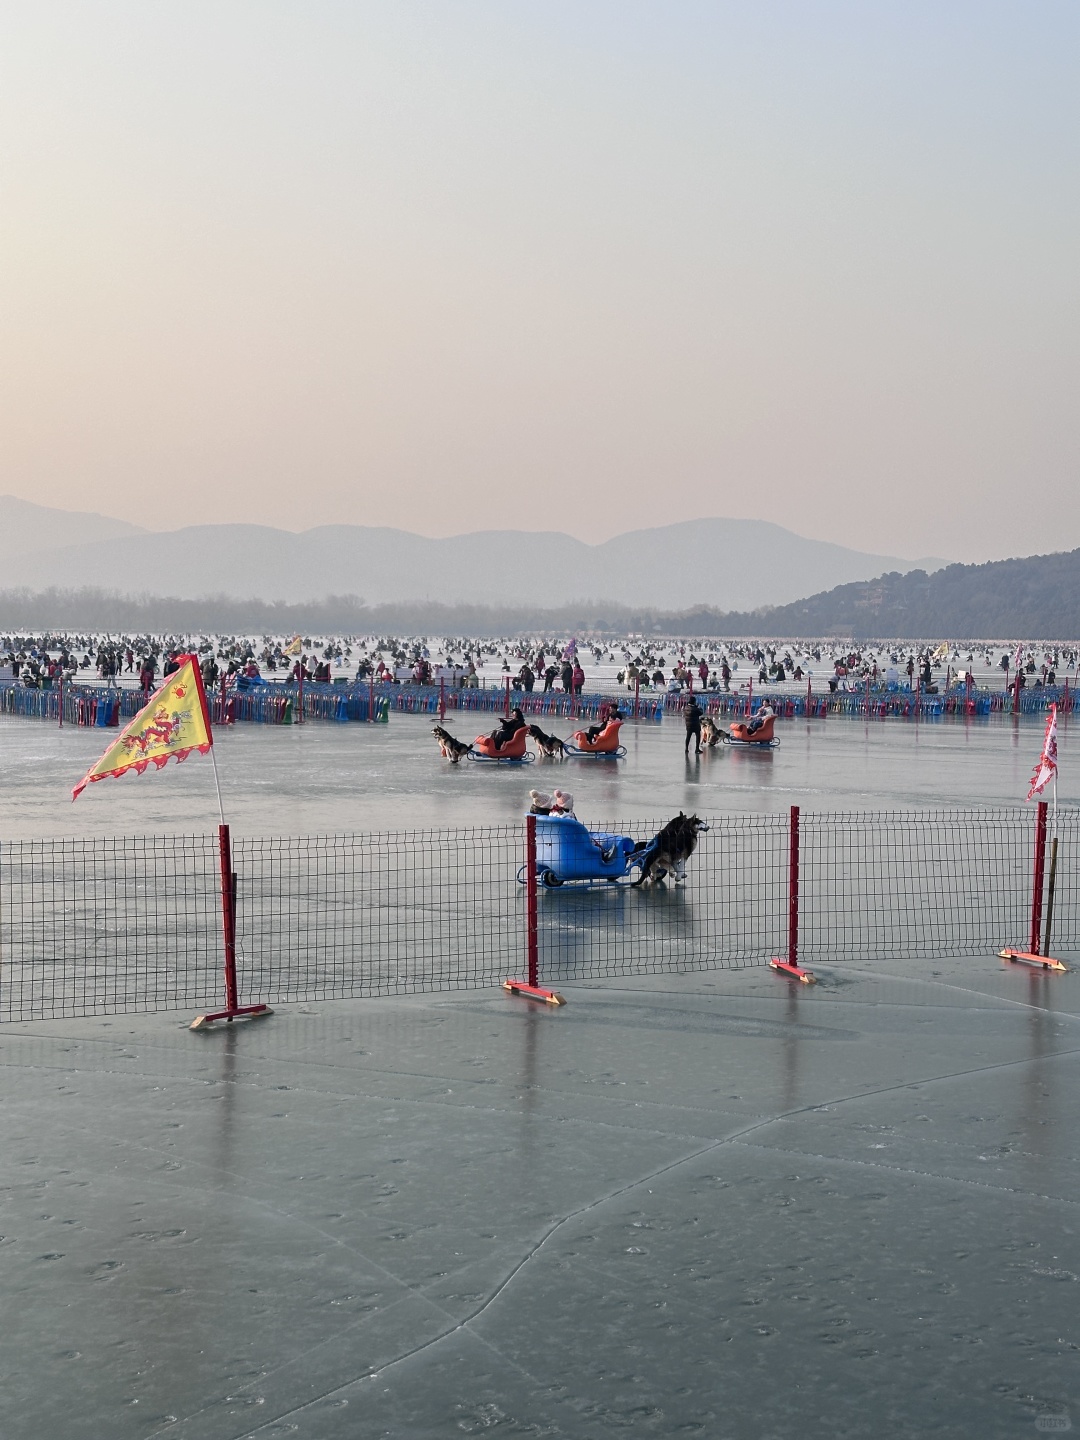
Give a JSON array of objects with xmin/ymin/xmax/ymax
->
[
  {"xmin": 583, "ymin": 703, "xmax": 621, "ymax": 746},
  {"xmin": 488, "ymin": 707, "xmax": 526, "ymax": 752},
  {"xmin": 746, "ymin": 700, "xmax": 775, "ymax": 734}
]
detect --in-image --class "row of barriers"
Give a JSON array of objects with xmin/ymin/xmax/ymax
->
[
  {"xmin": 2, "ymin": 676, "xmax": 1072, "ymax": 731},
  {"xmin": 0, "ymin": 804, "xmax": 1072, "ymax": 1024}
]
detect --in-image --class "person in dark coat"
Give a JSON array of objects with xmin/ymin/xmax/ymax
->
[
  {"xmin": 684, "ymin": 696, "xmax": 703, "ymax": 755},
  {"xmin": 488, "ymin": 707, "xmax": 526, "ymax": 751}
]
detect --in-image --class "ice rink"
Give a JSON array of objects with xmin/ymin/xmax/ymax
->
[
  {"xmin": 0, "ymin": 705, "xmax": 1072, "ymax": 838},
  {"xmin": 2, "ymin": 956, "xmax": 1078, "ymax": 1439},
  {"xmin": 1, "ymin": 707, "xmax": 1078, "ymax": 1437}
]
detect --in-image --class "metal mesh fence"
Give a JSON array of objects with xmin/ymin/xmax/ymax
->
[
  {"xmin": 0, "ymin": 834, "xmax": 220, "ymax": 1019},
  {"xmin": 535, "ymin": 813, "xmax": 788, "ymax": 983},
  {"xmin": 0, "ymin": 808, "xmax": 1077, "ymax": 1021},
  {"xmin": 796, "ymin": 808, "xmax": 1066, "ymax": 962},
  {"xmin": 232, "ymin": 827, "xmax": 521, "ymax": 1004}
]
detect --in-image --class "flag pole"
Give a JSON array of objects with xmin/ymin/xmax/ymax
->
[
  {"xmin": 210, "ymin": 744, "xmax": 227, "ymax": 828},
  {"xmin": 190, "ymin": 658, "xmax": 271, "ymax": 1029}
]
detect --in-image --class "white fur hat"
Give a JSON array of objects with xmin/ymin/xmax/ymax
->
[{"xmin": 552, "ymin": 789, "xmax": 574, "ymax": 812}]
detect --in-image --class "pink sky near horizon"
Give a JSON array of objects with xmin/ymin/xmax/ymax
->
[{"xmin": 0, "ymin": 3, "xmax": 1077, "ymax": 563}]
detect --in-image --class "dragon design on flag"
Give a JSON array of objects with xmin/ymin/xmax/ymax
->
[{"xmin": 121, "ymin": 706, "xmax": 186, "ymax": 757}]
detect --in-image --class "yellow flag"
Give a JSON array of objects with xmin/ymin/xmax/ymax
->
[
  {"xmin": 72, "ymin": 656, "xmax": 213, "ymax": 801},
  {"xmin": 284, "ymin": 635, "xmax": 303, "ymax": 657}
]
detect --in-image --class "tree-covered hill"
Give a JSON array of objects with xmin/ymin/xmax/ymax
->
[{"xmin": 681, "ymin": 549, "xmax": 1080, "ymax": 640}]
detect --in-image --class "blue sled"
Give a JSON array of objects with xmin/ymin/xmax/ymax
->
[{"xmin": 518, "ymin": 813, "xmax": 645, "ymax": 887}]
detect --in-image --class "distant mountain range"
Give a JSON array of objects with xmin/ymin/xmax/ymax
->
[{"xmin": 0, "ymin": 496, "xmax": 942, "ymax": 612}]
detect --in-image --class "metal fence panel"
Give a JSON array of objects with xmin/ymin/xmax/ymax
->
[{"xmin": 1, "ymin": 809, "xmax": 1076, "ymax": 1021}]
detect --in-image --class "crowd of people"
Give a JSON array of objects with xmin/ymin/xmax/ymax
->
[{"xmin": 1, "ymin": 630, "xmax": 1077, "ymax": 701}]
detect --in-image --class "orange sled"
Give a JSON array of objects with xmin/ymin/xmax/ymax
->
[
  {"xmin": 723, "ymin": 714, "xmax": 779, "ymax": 747},
  {"xmin": 564, "ymin": 719, "xmax": 626, "ymax": 758},
  {"xmin": 469, "ymin": 729, "xmax": 534, "ymax": 763}
]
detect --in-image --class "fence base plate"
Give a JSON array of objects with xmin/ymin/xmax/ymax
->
[
  {"xmin": 502, "ymin": 980, "xmax": 566, "ymax": 1006},
  {"xmin": 190, "ymin": 1005, "xmax": 273, "ymax": 1030},
  {"xmin": 769, "ymin": 958, "xmax": 816, "ymax": 984},
  {"xmin": 998, "ymin": 949, "xmax": 1068, "ymax": 972}
]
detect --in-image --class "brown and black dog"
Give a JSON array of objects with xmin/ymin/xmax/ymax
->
[
  {"xmin": 432, "ymin": 725, "xmax": 472, "ymax": 763},
  {"xmin": 700, "ymin": 716, "xmax": 723, "ymax": 748},
  {"xmin": 527, "ymin": 723, "xmax": 566, "ymax": 758}
]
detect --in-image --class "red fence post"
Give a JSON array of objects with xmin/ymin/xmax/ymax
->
[
  {"xmin": 634, "ymin": 672, "xmax": 640, "ymax": 719},
  {"xmin": 58, "ymin": 672, "xmax": 64, "ymax": 729},
  {"xmin": 190, "ymin": 824, "xmax": 271, "ymax": 1027},
  {"xmin": 505, "ymin": 675, "xmax": 511, "ymax": 717},
  {"xmin": 503, "ymin": 813, "xmax": 565, "ymax": 1005},
  {"xmin": 1030, "ymin": 800, "xmax": 1048, "ymax": 956},
  {"xmin": 527, "ymin": 815, "xmax": 539, "ymax": 989},
  {"xmin": 770, "ymin": 805, "xmax": 814, "ymax": 982},
  {"xmin": 1000, "ymin": 798, "xmax": 1067, "ymax": 970},
  {"xmin": 298, "ymin": 664, "xmax": 305, "ymax": 725},
  {"xmin": 747, "ymin": 676, "xmax": 753, "ymax": 717},
  {"xmin": 220, "ymin": 823, "xmax": 239, "ymax": 1011},
  {"xmin": 439, "ymin": 675, "xmax": 446, "ymax": 722},
  {"xmin": 789, "ymin": 804, "xmax": 799, "ymax": 968}
]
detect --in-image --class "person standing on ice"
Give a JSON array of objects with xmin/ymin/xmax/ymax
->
[{"xmin": 684, "ymin": 696, "xmax": 703, "ymax": 755}]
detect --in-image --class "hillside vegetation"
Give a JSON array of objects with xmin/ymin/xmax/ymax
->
[{"xmin": 0, "ymin": 548, "xmax": 1076, "ymax": 640}]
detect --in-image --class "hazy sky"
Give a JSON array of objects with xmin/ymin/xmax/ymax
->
[{"xmin": 1, "ymin": 3, "xmax": 1076, "ymax": 561}]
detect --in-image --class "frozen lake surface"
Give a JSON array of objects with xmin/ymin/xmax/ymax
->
[
  {"xmin": 0, "ymin": 707, "xmax": 1072, "ymax": 839},
  {"xmin": 2, "ymin": 707, "xmax": 1078, "ymax": 1438},
  {"xmin": 2, "ymin": 961, "xmax": 1079, "ymax": 1439}
]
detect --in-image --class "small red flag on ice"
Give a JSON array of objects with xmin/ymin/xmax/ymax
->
[{"xmin": 1027, "ymin": 703, "xmax": 1058, "ymax": 800}]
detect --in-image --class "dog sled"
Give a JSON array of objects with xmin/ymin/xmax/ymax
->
[
  {"xmin": 518, "ymin": 811, "xmax": 709, "ymax": 888},
  {"xmin": 468, "ymin": 730, "xmax": 535, "ymax": 764},
  {"xmin": 518, "ymin": 813, "xmax": 643, "ymax": 887},
  {"xmin": 563, "ymin": 718, "xmax": 627, "ymax": 759},
  {"xmin": 721, "ymin": 714, "xmax": 779, "ymax": 749}
]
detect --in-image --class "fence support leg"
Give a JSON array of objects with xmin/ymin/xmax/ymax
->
[
  {"xmin": 191, "ymin": 824, "xmax": 273, "ymax": 1027},
  {"xmin": 770, "ymin": 805, "xmax": 815, "ymax": 983},
  {"xmin": 1044, "ymin": 837, "xmax": 1059, "ymax": 957},
  {"xmin": 999, "ymin": 801, "xmax": 1067, "ymax": 970},
  {"xmin": 504, "ymin": 814, "xmax": 565, "ymax": 1005}
]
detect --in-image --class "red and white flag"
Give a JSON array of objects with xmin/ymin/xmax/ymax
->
[{"xmin": 1027, "ymin": 703, "xmax": 1059, "ymax": 800}]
